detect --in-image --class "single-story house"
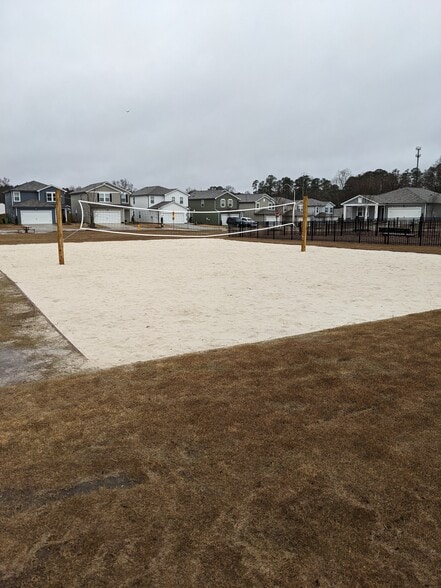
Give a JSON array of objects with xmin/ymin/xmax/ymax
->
[
  {"xmin": 342, "ymin": 187, "xmax": 441, "ymax": 221},
  {"xmin": 3, "ymin": 181, "xmax": 67, "ymax": 225},
  {"xmin": 296, "ymin": 198, "xmax": 336, "ymax": 220},
  {"xmin": 70, "ymin": 182, "xmax": 129, "ymax": 224}
]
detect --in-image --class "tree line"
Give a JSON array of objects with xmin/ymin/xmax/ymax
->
[
  {"xmin": 2, "ymin": 156, "xmax": 441, "ymax": 206},
  {"xmin": 251, "ymin": 157, "xmax": 441, "ymax": 205}
]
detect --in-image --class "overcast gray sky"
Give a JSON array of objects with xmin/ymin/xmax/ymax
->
[{"xmin": 1, "ymin": 0, "xmax": 440, "ymax": 191}]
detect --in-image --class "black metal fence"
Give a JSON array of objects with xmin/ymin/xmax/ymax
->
[{"xmin": 231, "ymin": 218, "xmax": 441, "ymax": 247}]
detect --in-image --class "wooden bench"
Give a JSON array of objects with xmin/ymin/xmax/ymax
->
[
  {"xmin": 378, "ymin": 227, "xmax": 414, "ymax": 243},
  {"xmin": 17, "ymin": 226, "xmax": 36, "ymax": 234}
]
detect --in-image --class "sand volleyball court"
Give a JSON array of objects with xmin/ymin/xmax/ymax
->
[{"xmin": 1, "ymin": 239, "xmax": 440, "ymax": 369}]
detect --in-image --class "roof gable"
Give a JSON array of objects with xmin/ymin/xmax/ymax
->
[
  {"xmin": 341, "ymin": 195, "xmax": 378, "ymax": 206},
  {"xmin": 72, "ymin": 181, "xmax": 123, "ymax": 195}
]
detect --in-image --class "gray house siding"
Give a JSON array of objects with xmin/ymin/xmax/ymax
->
[
  {"xmin": 70, "ymin": 186, "xmax": 125, "ymax": 223},
  {"xmin": 5, "ymin": 185, "xmax": 66, "ymax": 223},
  {"xmin": 189, "ymin": 192, "xmax": 240, "ymax": 225}
]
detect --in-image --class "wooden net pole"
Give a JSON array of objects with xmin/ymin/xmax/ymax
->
[
  {"xmin": 301, "ymin": 195, "xmax": 308, "ymax": 252},
  {"xmin": 55, "ymin": 189, "xmax": 65, "ymax": 265}
]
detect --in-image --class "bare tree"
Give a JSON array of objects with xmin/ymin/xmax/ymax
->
[
  {"xmin": 112, "ymin": 178, "xmax": 135, "ymax": 193},
  {"xmin": 333, "ymin": 168, "xmax": 352, "ymax": 191}
]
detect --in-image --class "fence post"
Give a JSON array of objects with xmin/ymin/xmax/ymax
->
[{"xmin": 419, "ymin": 215, "xmax": 424, "ymax": 246}]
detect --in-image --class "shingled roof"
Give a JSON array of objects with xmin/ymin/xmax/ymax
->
[
  {"xmin": 371, "ymin": 187, "xmax": 441, "ymax": 204},
  {"xmin": 133, "ymin": 186, "xmax": 173, "ymax": 196},
  {"xmin": 70, "ymin": 182, "xmax": 122, "ymax": 195},
  {"xmin": 13, "ymin": 181, "xmax": 48, "ymax": 191}
]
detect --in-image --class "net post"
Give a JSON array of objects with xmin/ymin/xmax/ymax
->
[
  {"xmin": 55, "ymin": 189, "xmax": 65, "ymax": 265},
  {"xmin": 301, "ymin": 195, "xmax": 308, "ymax": 252}
]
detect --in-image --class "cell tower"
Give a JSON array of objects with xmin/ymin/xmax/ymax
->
[{"xmin": 415, "ymin": 146, "xmax": 421, "ymax": 187}]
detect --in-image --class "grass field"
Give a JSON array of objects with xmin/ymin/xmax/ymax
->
[{"xmin": 1, "ymin": 231, "xmax": 440, "ymax": 586}]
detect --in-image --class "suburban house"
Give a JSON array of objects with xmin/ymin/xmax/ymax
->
[
  {"xmin": 236, "ymin": 193, "xmax": 277, "ymax": 225},
  {"xmin": 342, "ymin": 187, "xmax": 441, "ymax": 221},
  {"xmin": 130, "ymin": 186, "xmax": 189, "ymax": 224},
  {"xmin": 188, "ymin": 189, "xmax": 240, "ymax": 225},
  {"xmin": 3, "ymin": 181, "xmax": 67, "ymax": 225},
  {"xmin": 70, "ymin": 182, "xmax": 129, "ymax": 224},
  {"xmin": 296, "ymin": 198, "xmax": 336, "ymax": 220}
]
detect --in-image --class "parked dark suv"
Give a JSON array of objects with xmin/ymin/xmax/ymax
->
[{"xmin": 226, "ymin": 216, "xmax": 241, "ymax": 226}]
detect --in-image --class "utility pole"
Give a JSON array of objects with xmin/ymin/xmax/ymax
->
[
  {"xmin": 55, "ymin": 189, "xmax": 65, "ymax": 265},
  {"xmin": 415, "ymin": 146, "xmax": 421, "ymax": 187}
]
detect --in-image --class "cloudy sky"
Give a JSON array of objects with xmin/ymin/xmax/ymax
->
[{"xmin": 1, "ymin": 0, "xmax": 440, "ymax": 191}]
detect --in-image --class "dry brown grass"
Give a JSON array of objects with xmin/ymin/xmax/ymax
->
[{"xmin": 1, "ymin": 308, "xmax": 441, "ymax": 586}]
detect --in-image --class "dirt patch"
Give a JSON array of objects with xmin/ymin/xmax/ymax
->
[{"xmin": 0, "ymin": 272, "xmax": 88, "ymax": 385}]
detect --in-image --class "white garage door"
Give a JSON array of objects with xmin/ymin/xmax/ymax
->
[
  {"xmin": 21, "ymin": 210, "xmax": 53, "ymax": 224},
  {"xmin": 161, "ymin": 211, "xmax": 186, "ymax": 224},
  {"xmin": 94, "ymin": 210, "xmax": 122, "ymax": 224},
  {"xmin": 221, "ymin": 213, "xmax": 239, "ymax": 225},
  {"xmin": 387, "ymin": 207, "xmax": 422, "ymax": 219}
]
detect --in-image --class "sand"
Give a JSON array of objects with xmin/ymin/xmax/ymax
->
[{"xmin": 0, "ymin": 240, "xmax": 440, "ymax": 369}]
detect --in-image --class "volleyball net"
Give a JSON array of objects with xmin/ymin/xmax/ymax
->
[{"xmin": 77, "ymin": 199, "xmax": 297, "ymax": 239}]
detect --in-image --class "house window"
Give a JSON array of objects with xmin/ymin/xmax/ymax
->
[
  {"xmin": 201, "ymin": 199, "xmax": 205, "ymax": 207},
  {"xmin": 46, "ymin": 192, "xmax": 55, "ymax": 202},
  {"xmin": 357, "ymin": 207, "xmax": 364, "ymax": 217},
  {"xmin": 256, "ymin": 202, "xmax": 260, "ymax": 209},
  {"xmin": 227, "ymin": 198, "xmax": 233, "ymax": 208},
  {"xmin": 180, "ymin": 196, "xmax": 184, "ymax": 204},
  {"xmin": 220, "ymin": 198, "xmax": 226, "ymax": 208},
  {"xmin": 13, "ymin": 191, "xmax": 20, "ymax": 203},
  {"xmin": 121, "ymin": 194, "xmax": 128, "ymax": 204},
  {"xmin": 150, "ymin": 196, "xmax": 155, "ymax": 204},
  {"xmin": 98, "ymin": 192, "xmax": 111, "ymax": 202},
  {"xmin": 172, "ymin": 196, "xmax": 175, "ymax": 202}
]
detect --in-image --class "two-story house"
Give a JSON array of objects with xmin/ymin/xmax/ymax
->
[
  {"xmin": 188, "ymin": 189, "xmax": 241, "ymax": 225},
  {"xmin": 4, "ymin": 181, "xmax": 67, "ymax": 225},
  {"xmin": 70, "ymin": 182, "xmax": 129, "ymax": 224},
  {"xmin": 236, "ymin": 193, "xmax": 277, "ymax": 226},
  {"xmin": 130, "ymin": 186, "xmax": 189, "ymax": 224}
]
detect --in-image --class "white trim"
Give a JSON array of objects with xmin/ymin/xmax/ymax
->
[{"xmin": 85, "ymin": 182, "xmax": 123, "ymax": 194}]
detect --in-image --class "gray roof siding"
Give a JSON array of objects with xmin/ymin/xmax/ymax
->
[
  {"xmin": 14, "ymin": 199, "xmax": 56, "ymax": 209},
  {"xmin": 343, "ymin": 188, "xmax": 441, "ymax": 206},
  {"xmin": 188, "ymin": 189, "xmax": 233, "ymax": 201},
  {"xmin": 373, "ymin": 187, "xmax": 441, "ymax": 204},
  {"xmin": 71, "ymin": 181, "xmax": 123, "ymax": 195},
  {"xmin": 133, "ymin": 186, "xmax": 173, "ymax": 196},
  {"xmin": 235, "ymin": 193, "xmax": 275, "ymax": 204},
  {"xmin": 150, "ymin": 201, "xmax": 187, "ymax": 210},
  {"xmin": 13, "ymin": 180, "xmax": 48, "ymax": 191},
  {"xmin": 302, "ymin": 198, "xmax": 335, "ymax": 206}
]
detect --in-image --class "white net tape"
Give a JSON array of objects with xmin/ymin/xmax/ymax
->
[{"xmin": 78, "ymin": 199, "xmax": 295, "ymax": 239}]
